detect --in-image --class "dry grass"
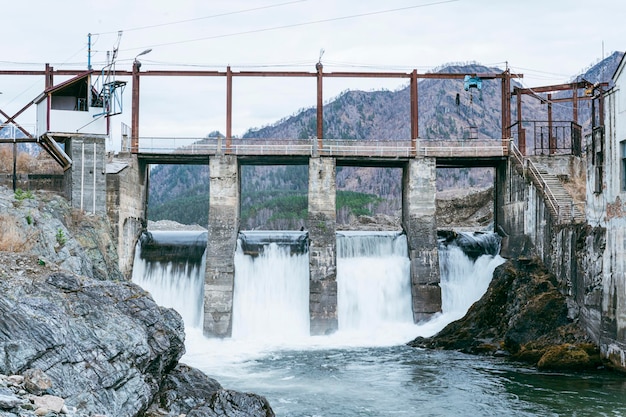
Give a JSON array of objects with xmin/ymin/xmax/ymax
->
[
  {"xmin": 0, "ymin": 144, "xmax": 63, "ymax": 174},
  {"xmin": 0, "ymin": 214, "xmax": 30, "ymax": 252}
]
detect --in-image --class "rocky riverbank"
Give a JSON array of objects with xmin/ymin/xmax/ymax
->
[
  {"xmin": 0, "ymin": 186, "xmax": 274, "ymax": 417},
  {"xmin": 409, "ymin": 257, "xmax": 603, "ymax": 371}
]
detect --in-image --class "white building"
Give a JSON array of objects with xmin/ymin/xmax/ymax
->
[{"xmin": 586, "ymin": 53, "xmax": 626, "ymax": 370}]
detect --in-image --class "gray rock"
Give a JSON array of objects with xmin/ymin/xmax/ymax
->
[
  {"xmin": 23, "ymin": 369, "xmax": 52, "ymax": 396},
  {"xmin": 0, "ymin": 271, "xmax": 185, "ymax": 417},
  {"xmin": 145, "ymin": 363, "xmax": 222, "ymax": 417},
  {"xmin": 0, "ymin": 388, "xmax": 23, "ymax": 410},
  {"xmin": 32, "ymin": 395, "xmax": 64, "ymax": 413},
  {"xmin": 188, "ymin": 390, "xmax": 275, "ymax": 417}
]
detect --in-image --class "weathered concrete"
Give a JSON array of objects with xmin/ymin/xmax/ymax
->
[
  {"xmin": 308, "ymin": 157, "xmax": 337, "ymax": 335},
  {"xmin": 497, "ymin": 150, "xmax": 618, "ymax": 368},
  {"xmin": 64, "ymin": 136, "xmax": 108, "ymax": 215},
  {"xmin": 497, "ymin": 158, "xmax": 549, "ymax": 259},
  {"xmin": 583, "ymin": 75, "xmax": 626, "ymax": 371},
  {"xmin": 402, "ymin": 158, "xmax": 440, "ymax": 321},
  {"xmin": 106, "ymin": 153, "xmax": 148, "ymax": 278},
  {"xmin": 204, "ymin": 155, "xmax": 239, "ymax": 337}
]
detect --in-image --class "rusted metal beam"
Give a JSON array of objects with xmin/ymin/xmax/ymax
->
[
  {"xmin": 316, "ymin": 63, "xmax": 324, "ymax": 150},
  {"xmin": 226, "ymin": 66, "xmax": 233, "ymax": 151},
  {"xmin": 501, "ymin": 70, "xmax": 511, "ymax": 140},
  {"xmin": 410, "ymin": 70, "xmax": 418, "ymax": 157},
  {"xmin": 134, "ymin": 70, "xmax": 224, "ymax": 77},
  {"xmin": 548, "ymin": 93, "xmax": 555, "ymax": 154},
  {"xmin": 131, "ymin": 61, "xmax": 141, "ymax": 153},
  {"xmin": 515, "ymin": 87, "xmax": 525, "ymax": 154},
  {"xmin": 512, "ymin": 80, "xmax": 607, "ymax": 95},
  {"xmin": 0, "ymin": 105, "xmax": 35, "ymax": 139}
]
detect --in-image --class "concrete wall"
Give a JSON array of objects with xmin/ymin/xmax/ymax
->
[
  {"xmin": 65, "ymin": 136, "xmax": 107, "ymax": 215},
  {"xmin": 106, "ymin": 153, "xmax": 147, "ymax": 278},
  {"xmin": 402, "ymin": 158, "xmax": 440, "ymax": 321},
  {"xmin": 583, "ymin": 75, "xmax": 626, "ymax": 371},
  {"xmin": 308, "ymin": 157, "xmax": 338, "ymax": 335},
  {"xmin": 204, "ymin": 155, "xmax": 239, "ymax": 337},
  {"xmin": 497, "ymin": 150, "xmax": 626, "ymax": 369}
]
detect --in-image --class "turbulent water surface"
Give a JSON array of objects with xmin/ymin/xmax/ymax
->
[{"xmin": 134, "ymin": 230, "xmax": 626, "ymax": 417}]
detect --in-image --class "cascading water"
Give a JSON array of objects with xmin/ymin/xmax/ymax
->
[
  {"xmin": 128, "ymin": 230, "xmax": 626, "ymax": 417},
  {"xmin": 437, "ymin": 231, "xmax": 505, "ymax": 324},
  {"xmin": 231, "ymin": 231, "xmax": 310, "ymax": 341},
  {"xmin": 336, "ymin": 231, "xmax": 414, "ymax": 341},
  {"xmin": 131, "ymin": 230, "xmax": 206, "ymax": 329}
]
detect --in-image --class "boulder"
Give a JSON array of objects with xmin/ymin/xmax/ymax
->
[
  {"xmin": 0, "ymin": 270, "xmax": 185, "ymax": 417},
  {"xmin": 144, "ymin": 363, "xmax": 223, "ymax": 417},
  {"xmin": 187, "ymin": 389, "xmax": 275, "ymax": 417},
  {"xmin": 409, "ymin": 258, "xmax": 603, "ymax": 370}
]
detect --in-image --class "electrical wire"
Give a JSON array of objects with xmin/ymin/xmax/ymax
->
[
  {"xmin": 91, "ymin": 0, "xmax": 308, "ymax": 36},
  {"xmin": 119, "ymin": 0, "xmax": 461, "ymax": 53}
]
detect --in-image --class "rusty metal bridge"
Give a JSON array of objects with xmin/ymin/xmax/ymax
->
[{"xmin": 0, "ymin": 63, "xmax": 602, "ymax": 170}]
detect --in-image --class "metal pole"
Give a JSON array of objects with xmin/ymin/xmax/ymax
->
[
  {"xmin": 516, "ymin": 88, "xmax": 525, "ymax": 154},
  {"xmin": 12, "ymin": 140, "xmax": 17, "ymax": 192},
  {"xmin": 410, "ymin": 69, "xmax": 418, "ymax": 155},
  {"xmin": 548, "ymin": 93, "xmax": 554, "ymax": 154},
  {"xmin": 226, "ymin": 66, "xmax": 232, "ymax": 152},
  {"xmin": 316, "ymin": 62, "xmax": 323, "ymax": 151},
  {"xmin": 131, "ymin": 60, "xmax": 141, "ymax": 153},
  {"xmin": 87, "ymin": 33, "xmax": 92, "ymax": 70}
]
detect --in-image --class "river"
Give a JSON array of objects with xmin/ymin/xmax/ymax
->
[{"xmin": 133, "ymin": 230, "xmax": 626, "ymax": 417}]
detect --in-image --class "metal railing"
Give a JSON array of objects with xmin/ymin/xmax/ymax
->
[
  {"xmin": 508, "ymin": 120, "xmax": 582, "ymax": 156},
  {"xmin": 509, "ymin": 141, "xmax": 572, "ymax": 223},
  {"xmin": 133, "ymin": 136, "xmax": 510, "ymax": 159},
  {"xmin": 321, "ymin": 140, "xmax": 413, "ymax": 157},
  {"xmin": 0, "ymin": 124, "xmax": 38, "ymax": 141},
  {"xmin": 419, "ymin": 138, "xmax": 508, "ymax": 157}
]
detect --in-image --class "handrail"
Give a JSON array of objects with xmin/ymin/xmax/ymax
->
[
  {"xmin": 509, "ymin": 141, "xmax": 568, "ymax": 223},
  {"xmin": 133, "ymin": 137, "xmax": 509, "ymax": 159}
]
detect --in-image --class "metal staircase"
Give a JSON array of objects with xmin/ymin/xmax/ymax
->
[{"xmin": 509, "ymin": 142, "xmax": 585, "ymax": 224}]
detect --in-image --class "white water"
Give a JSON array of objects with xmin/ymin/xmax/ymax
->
[
  {"xmin": 131, "ymin": 231, "xmax": 205, "ymax": 328},
  {"xmin": 131, "ymin": 230, "xmax": 505, "ymax": 344},
  {"xmin": 129, "ymin": 233, "xmax": 626, "ymax": 417},
  {"xmin": 232, "ymin": 241, "xmax": 310, "ymax": 341},
  {"xmin": 336, "ymin": 232, "xmax": 414, "ymax": 341}
]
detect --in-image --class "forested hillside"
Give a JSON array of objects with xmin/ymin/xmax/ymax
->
[{"xmin": 147, "ymin": 53, "xmax": 623, "ymax": 228}]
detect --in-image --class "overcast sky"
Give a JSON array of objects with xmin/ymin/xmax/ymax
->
[{"xmin": 2, "ymin": 0, "xmax": 624, "ymax": 144}]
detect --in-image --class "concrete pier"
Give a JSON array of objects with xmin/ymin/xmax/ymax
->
[
  {"xmin": 402, "ymin": 158, "xmax": 441, "ymax": 321},
  {"xmin": 308, "ymin": 157, "xmax": 338, "ymax": 335},
  {"xmin": 108, "ymin": 153, "xmax": 445, "ymax": 336},
  {"xmin": 204, "ymin": 155, "xmax": 240, "ymax": 337}
]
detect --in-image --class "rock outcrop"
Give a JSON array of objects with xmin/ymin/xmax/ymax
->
[
  {"xmin": 0, "ymin": 268, "xmax": 185, "ymax": 416},
  {"xmin": 409, "ymin": 258, "xmax": 603, "ymax": 371},
  {"xmin": 0, "ymin": 186, "xmax": 275, "ymax": 416}
]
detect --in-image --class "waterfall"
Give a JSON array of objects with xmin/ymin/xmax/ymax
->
[
  {"xmin": 131, "ymin": 231, "xmax": 206, "ymax": 329},
  {"xmin": 438, "ymin": 231, "xmax": 505, "ymax": 321},
  {"xmin": 336, "ymin": 231, "xmax": 413, "ymax": 332},
  {"xmin": 232, "ymin": 232, "xmax": 310, "ymax": 341},
  {"xmin": 132, "ymin": 229, "xmax": 504, "ymax": 345}
]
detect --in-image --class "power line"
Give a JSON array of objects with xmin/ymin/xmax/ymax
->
[
  {"xmin": 91, "ymin": 0, "xmax": 307, "ymax": 36},
  {"xmin": 121, "ymin": 0, "xmax": 461, "ymax": 52}
]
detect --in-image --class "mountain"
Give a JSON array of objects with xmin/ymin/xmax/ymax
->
[{"xmin": 147, "ymin": 54, "xmax": 624, "ymax": 228}]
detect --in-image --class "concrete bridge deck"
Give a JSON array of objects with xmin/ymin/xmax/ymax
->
[{"xmin": 132, "ymin": 137, "xmax": 509, "ymax": 167}]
